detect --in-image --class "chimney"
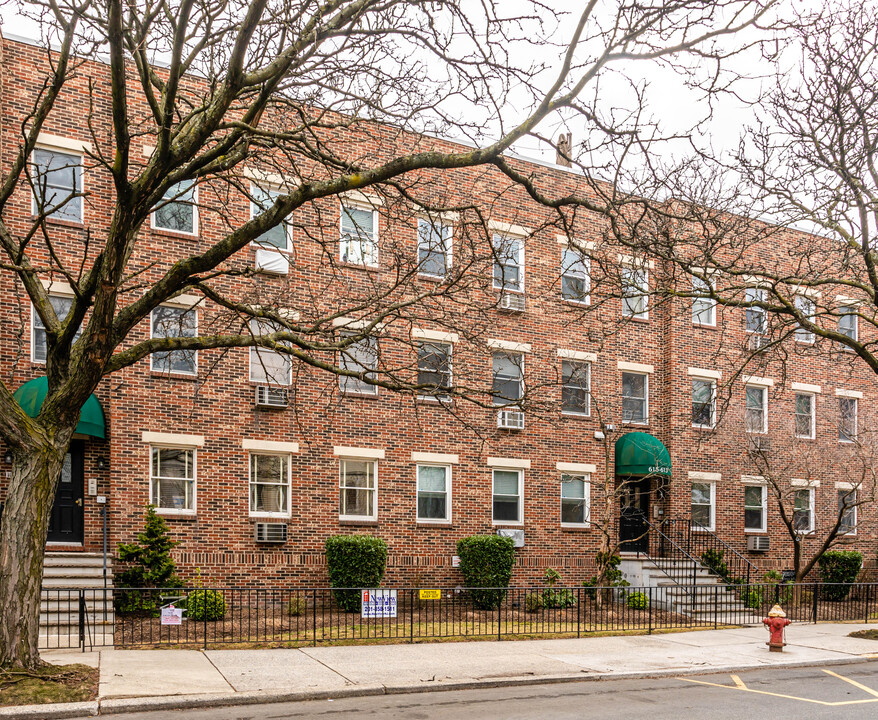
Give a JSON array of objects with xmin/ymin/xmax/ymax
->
[{"xmin": 556, "ymin": 133, "xmax": 572, "ymax": 167}]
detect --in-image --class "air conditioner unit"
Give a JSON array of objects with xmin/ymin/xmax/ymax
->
[
  {"xmin": 499, "ymin": 292, "xmax": 525, "ymax": 312},
  {"xmin": 497, "ymin": 528, "xmax": 525, "ymax": 548},
  {"xmin": 255, "ymin": 385, "xmax": 289, "ymax": 409},
  {"xmin": 747, "ymin": 535, "xmax": 770, "ymax": 552},
  {"xmin": 747, "ymin": 334, "xmax": 770, "ymax": 351},
  {"xmin": 497, "ymin": 409, "xmax": 525, "ymax": 430},
  {"xmin": 254, "ymin": 523, "xmax": 288, "ymax": 543},
  {"xmin": 254, "ymin": 248, "xmax": 290, "ymax": 275}
]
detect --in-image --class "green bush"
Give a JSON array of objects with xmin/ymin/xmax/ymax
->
[
  {"xmin": 740, "ymin": 587, "xmax": 762, "ymax": 609},
  {"xmin": 456, "ymin": 535, "xmax": 516, "ymax": 610},
  {"xmin": 286, "ymin": 597, "xmax": 308, "ymax": 616},
  {"xmin": 186, "ymin": 589, "xmax": 226, "ymax": 620},
  {"xmin": 583, "ymin": 553, "xmax": 629, "ymax": 598},
  {"xmin": 762, "ymin": 570, "xmax": 793, "ymax": 605},
  {"xmin": 627, "ymin": 591, "xmax": 649, "ymax": 610},
  {"xmin": 700, "ymin": 549, "xmax": 730, "ymax": 581},
  {"xmin": 818, "ymin": 550, "xmax": 863, "ymax": 600},
  {"xmin": 541, "ymin": 568, "xmax": 577, "ymax": 609},
  {"xmin": 325, "ymin": 535, "xmax": 388, "ymax": 612},
  {"xmin": 524, "ymin": 592, "xmax": 543, "ymax": 613}
]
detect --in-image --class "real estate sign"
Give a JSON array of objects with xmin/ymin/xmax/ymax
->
[{"xmin": 361, "ymin": 589, "xmax": 398, "ymax": 618}]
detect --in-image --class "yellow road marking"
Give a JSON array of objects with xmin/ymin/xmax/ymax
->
[
  {"xmin": 679, "ymin": 673, "xmax": 878, "ymax": 707},
  {"xmin": 822, "ymin": 669, "xmax": 878, "ymax": 698},
  {"xmin": 731, "ymin": 675, "xmax": 747, "ymax": 689}
]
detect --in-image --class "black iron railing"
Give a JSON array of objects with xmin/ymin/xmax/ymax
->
[
  {"xmin": 641, "ymin": 518, "xmax": 701, "ymax": 598},
  {"xmin": 660, "ymin": 518, "xmax": 758, "ymax": 585}
]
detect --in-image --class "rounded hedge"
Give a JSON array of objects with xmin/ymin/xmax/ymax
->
[
  {"xmin": 456, "ymin": 535, "xmax": 516, "ymax": 610},
  {"xmin": 187, "ymin": 589, "xmax": 226, "ymax": 621},
  {"xmin": 626, "ymin": 591, "xmax": 649, "ymax": 610},
  {"xmin": 817, "ymin": 550, "xmax": 863, "ymax": 600},
  {"xmin": 325, "ymin": 534, "xmax": 388, "ymax": 612}
]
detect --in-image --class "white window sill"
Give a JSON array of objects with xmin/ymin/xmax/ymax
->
[
  {"xmin": 690, "ymin": 526, "xmax": 715, "ymax": 533},
  {"xmin": 156, "ymin": 509, "xmax": 196, "ymax": 516},
  {"xmin": 692, "ymin": 424, "xmax": 715, "ymax": 430},
  {"xmin": 416, "ymin": 518, "xmax": 452, "ymax": 525},
  {"xmin": 562, "ymin": 298, "xmax": 591, "ymax": 307},
  {"xmin": 249, "ymin": 513, "xmax": 291, "ymax": 520},
  {"xmin": 561, "ymin": 411, "xmax": 591, "ymax": 418},
  {"xmin": 152, "ymin": 224, "xmax": 199, "ymax": 238},
  {"xmin": 491, "ymin": 520, "xmax": 523, "ymax": 527},
  {"xmin": 692, "ymin": 322, "xmax": 717, "ymax": 328},
  {"xmin": 339, "ymin": 515, "xmax": 378, "ymax": 523},
  {"xmin": 561, "ymin": 522, "xmax": 591, "ymax": 529},
  {"xmin": 744, "ymin": 528, "xmax": 767, "ymax": 534}
]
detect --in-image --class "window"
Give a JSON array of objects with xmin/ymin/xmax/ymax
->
[
  {"xmin": 794, "ymin": 393, "xmax": 815, "ymax": 439},
  {"xmin": 153, "ymin": 180, "xmax": 197, "ymax": 234},
  {"xmin": 621, "ymin": 372, "xmax": 648, "ymax": 424},
  {"xmin": 31, "ymin": 148, "xmax": 82, "ymax": 222},
  {"xmin": 492, "ymin": 353, "xmax": 523, "ymax": 406},
  {"xmin": 150, "ymin": 306, "xmax": 197, "ymax": 375},
  {"xmin": 839, "ymin": 397, "xmax": 857, "ymax": 442},
  {"xmin": 249, "ymin": 453, "xmax": 290, "ymax": 516},
  {"xmin": 339, "ymin": 333, "xmax": 378, "ymax": 396},
  {"xmin": 794, "ymin": 295, "xmax": 815, "ymax": 343},
  {"xmin": 32, "ymin": 295, "xmax": 81, "ymax": 363},
  {"xmin": 838, "ymin": 489, "xmax": 857, "ymax": 534},
  {"xmin": 691, "ymin": 482, "xmax": 715, "ymax": 531},
  {"xmin": 340, "ymin": 204, "xmax": 378, "ymax": 266},
  {"xmin": 339, "ymin": 458, "xmax": 377, "ymax": 520},
  {"xmin": 560, "ymin": 474, "xmax": 590, "ymax": 526},
  {"xmin": 250, "ymin": 184, "xmax": 290, "ymax": 249},
  {"xmin": 692, "ymin": 276, "xmax": 715, "ymax": 325},
  {"xmin": 493, "ymin": 234, "xmax": 524, "ymax": 292},
  {"xmin": 561, "ymin": 249, "xmax": 590, "ymax": 304},
  {"xmin": 561, "ymin": 360, "xmax": 590, "ymax": 416},
  {"xmin": 417, "ymin": 219, "xmax": 452, "ymax": 277},
  {"xmin": 691, "ymin": 379, "xmax": 715, "ymax": 428},
  {"xmin": 249, "ymin": 319, "xmax": 292, "ymax": 385},
  {"xmin": 744, "ymin": 385, "xmax": 767, "ymax": 433},
  {"xmin": 621, "ymin": 266, "xmax": 648, "ymax": 319},
  {"xmin": 839, "ymin": 306, "xmax": 858, "ymax": 342},
  {"xmin": 416, "ymin": 465, "xmax": 451, "ymax": 522},
  {"xmin": 150, "ymin": 447, "xmax": 195, "ymax": 513},
  {"xmin": 744, "ymin": 485, "xmax": 766, "ymax": 532},
  {"xmin": 744, "ymin": 288, "xmax": 766, "ymax": 333},
  {"xmin": 417, "ymin": 342, "xmax": 452, "ymax": 399},
  {"xmin": 492, "ymin": 469, "xmax": 522, "ymax": 523},
  {"xmin": 793, "ymin": 488, "xmax": 814, "ymax": 533}
]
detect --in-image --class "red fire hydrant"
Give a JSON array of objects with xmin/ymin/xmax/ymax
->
[{"xmin": 763, "ymin": 604, "xmax": 791, "ymax": 652}]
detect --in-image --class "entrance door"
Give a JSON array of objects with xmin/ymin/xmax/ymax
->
[
  {"xmin": 619, "ymin": 477, "xmax": 650, "ymax": 553},
  {"xmin": 47, "ymin": 440, "xmax": 84, "ymax": 544}
]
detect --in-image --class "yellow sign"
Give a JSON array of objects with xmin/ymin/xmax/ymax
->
[{"xmin": 419, "ymin": 589, "xmax": 441, "ymax": 600}]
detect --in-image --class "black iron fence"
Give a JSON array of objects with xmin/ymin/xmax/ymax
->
[{"xmin": 40, "ymin": 581, "xmax": 878, "ymax": 651}]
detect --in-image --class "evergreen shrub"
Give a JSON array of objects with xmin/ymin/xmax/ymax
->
[
  {"xmin": 456, "ymin": 535, "xmax": 516, "ymax": 610},
  {"xmin": 325, "ymin": 535, "xmax": 388, "ymax": 612}
]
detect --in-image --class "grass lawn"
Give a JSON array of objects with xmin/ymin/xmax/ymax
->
[
  {"xmin": 0, "ymin": 664, "xmax": 98, "ymax": 706},
  {"xmin": 849, "ymin": 629, "xmax": 878, "ymax": 640}
]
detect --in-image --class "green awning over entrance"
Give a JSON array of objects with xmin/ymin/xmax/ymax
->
[
  {"xmin": 13, "ymin": 377, "xmax": 106, "ymax": 439},
  {"xmin": 614, "ymin": 432, "xmax": 671, "ymax": 476}
]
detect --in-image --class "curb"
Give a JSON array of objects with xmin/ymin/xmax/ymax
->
[{"xmin": 2, "ymin": 653, "xmax": 873, "ymax": 719}]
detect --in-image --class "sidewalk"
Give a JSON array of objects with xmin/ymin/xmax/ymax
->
[{"xmin": 6, "ymin": 623, "xmax": 878, "ymax": 718}]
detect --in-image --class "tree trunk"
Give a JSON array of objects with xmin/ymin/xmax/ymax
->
[{"xmin": 0, "ymin": 438, "xmax": 69, "ymax": 669}]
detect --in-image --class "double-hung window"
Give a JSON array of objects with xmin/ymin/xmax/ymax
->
[
  {"xmin": 32, "ymin": 295, "xmax": 81, "ymax": 363},
  {"xmin": 492, "ymin": 469, "xmax": 522, "ymax": 523},
  {"xmin": 691, "ymin": 482, "xmax": 715, "ymax": 531},
  {"xmin": 793, "ymin": 488, "xmax": 814, "ymax": 533},
  {"xmin": 339, "ymin": 332, "xmax": 378, "ymax": 396},
  {"xmin": 417, "ymin": 342, "xmax": 452, "ymax": 399},
  {"xmin": 249, "ymin": 453, "xmax": 290, "ymax": 516},
  {"xmin": 561, "ymin": 360, "xmax": 590, "ymax": 416},
  {"xmin": 339, "ymin": 458, "xmax": 377, "ymax": 520},
  {"xmin": 744, "ymin": 385, "xmax": 767, "ymax": 433},
  {"xmin": 691, "ymin": 379, "xmax": 716, "ymax": 428},
  {"xmin": 151, "ymin": 446, "xmax": 196, "ymax": 513},
  {"xmin": 416, "ymin": 464, "xmax": 451, "ymax": 522},
  {"xmin": 744, "ymin": 484, "xmax": 767, "ymax": 532},
  {"xmin": 561, "ymin": 474, "xmax": 590, "ymax": 526},
  {"xmin": 250, "ymin": 184, "xmax": 291, "ymax": 250},
  {"xmin": 340, "ymin": 203, "xmax": 378, "ymax": 266},
  {"xmin": 493, "ymin": 234, "xmax": 524, "ymax": 293},
  {"xmin": 744, "ymin": 288, "xmax": 766, "ymax": 333},
  {"xmin": 621, "ymin": 372, "xmax": 648, "ymax": 424},
  {"xmin": 794, "ymin": 393, "xmax": 815, "ymax": 439},
  {"xmin": 417, "ymin": 219, "xmax": 452, "ymax": 278},
  {"xmin": 838, "ymin": 306, "xmax": 858, "ymax": 343},
  {"xmin": 839, "ymin": 397, "xmax": 857, "ymax": 442},
  {"xmin": 561, "ymin": 249, "xmax": 590, "ymax": 304},
  {"xmin": 838, "ymin": 489, "xmax": 857, "ymax": 534},
  {"xmin": 621, "ymin": 266, "xmax": 648, "ymax": 319},
  {"xmin": 31, "ymin": 148, "xmax": 82, "ymax": 222},
  {"xmin": 492, "ymin": 353, "xmax": 523, "ymax": 406},
  {"xmin": 794, "ymin": 295, "xmax": 815, "ymax": 343},
  {"xmin": 249, "ymin": 319, "xmax": 292, "ymax": 385},
  {"xmin": 151, "ymin": 306, "xmax": 198, "ymax": 375},
  {"xmin": 153, "ymin": 180, "xmax": 197, "ymax": 235},
  {"xmin": 692, "ymin": 276, "xmax": 716, "ymax": 325}
]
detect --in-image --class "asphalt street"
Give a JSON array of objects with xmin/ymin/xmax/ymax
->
[{"xmin": 79, "ymin": 660, "xmax": 878, "ymax": 720}]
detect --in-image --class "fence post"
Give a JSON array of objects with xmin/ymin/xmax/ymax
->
[
  {"xmin": 812, "ymin": 583, "xmax": 819, "ymax": 623},
  {"xmin": 312, "ymin": 589, "xmax": 317, "ymax": 647},
  {"xmin": 714, "ymin": 585, "xmax": 718, "ymax": 629},
  {"xmin": 78, "ymin": 590, "xmax": 86, "ymax": 651},
  {"xmin": 497, "ymin": 591, "xmax": 501, "ymax": 641},
  {"xmin": 865, "ymin": 584, "xmax": 871, "ymax": 625},
  {"xmin": 410, "ymin": 590, "xmax": 415, "ymax": 643},
  {"xmin": 577, "ymin": 587, "xmax": 582, "ymax": 638},
  {"xmin": 648, "ymin": 587, "xmax": 653, "ymax": 635}
]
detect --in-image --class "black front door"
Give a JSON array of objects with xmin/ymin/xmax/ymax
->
[
  {"xmin": 619, "ymin": 477, "xmax": 650, "ymax": 553},
  {"xmin": 47, "ymin": 440, "xmax": 84, "ymax": 543}
]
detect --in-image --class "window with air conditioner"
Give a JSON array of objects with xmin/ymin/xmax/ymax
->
[
  {"xmin": 250, "ymin": 183, "xmax": 292, "ymax": 251},
  {"xmin": 492, "ymin": 469, "xmax": 522, "ymax": 524},
  {"xmin": 492, "ymin": 353, "xmax": 523, "ymax": 406},
  {"xmin": 493, "ymin": 234, "xmax": 524, "ymax": 293},
  {"xmin": 249, "ymin": 453, "xmax": 291, "ymax": 517},
  {"xmin": 744, "ymin": 288, "xmax": 766, "ymax": 333},
  {"xmin": 794, "ymin": 295, "xmax": 815, "ymax": 343},
  {"xmin": 31, "ymin": 148, "xmax": 83, "ymax": 222}
]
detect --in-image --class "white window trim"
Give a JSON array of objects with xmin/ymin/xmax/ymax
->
[
  {"xmin": 621, "ymin": 371, "xmax": 649, "ymax": 426},
  {"xmin": 557, "ymin": 462, "xmax": 597, "ymax": 473},
  {"xmin": 30, "ymin": 145, "xmax": 85, "ymax": 223},
  {"xmin": 744, "ymin": 483, "xmax": 767, "ymax": 533},
  {"xmin": 793, "ymin": 487, "xmax": 815, "ymax": 535},
  {"xmin": 249, "ymin": 181, "xmax": 293, "ymax": 252},
  {"xmin": 560, "ymin": 248, "xmax": 591, "ymax": 306},
  {"xmin": 560, "ymin": 473, "xmax": 591, "ymax": 528},
  {"xmin": 794, "ymin": 392, "xmax": 816, "ymax": 440},
  {"xmin": 491, "ymin": 351, "xmax": 524, "ymax": 407},
  {"xmin": 692, "ymin": 276, "xmax": 717, "ymax": 327},
  {"xmin": 149, "ymin": 305, "xmax": 199, "ymax": 376},
  {"xmin": 691, "ymin": 376, "xmax": 717, "ymax": 429},
  {"xmin": 744, "ymin": 384, "xmax": 768, "ymax": 434},
  {"xmin": 412, "ymin": 452, "xmax": 459, "ymax": 464},
  {"xmin": 489, "ymin": 220, "xmax": 532, "ymax": 237},
  {"xmin": 338, "ymin": 457, "xmax": 379, "ymax": 521},
  {"xmin": 412, "ymin": 328, "xmax": 459, "ymax": 344},
  {"xmin": 744, "ymin": 287, "xmax": 767, "ymax": 333},
  {"xmin": 487, "ymin": 339, "xmax": 532, "ymax": 353},
  {"xmin": 557, "ymin": 349, "xmax": 597, "ymax": 363},
  {"xmin": 838, "ymin": 487, "xmax": 857, "ymax": 536},
  {"xmin": 338, "ymin": 332, "xmax": 379, "ymax": 396},
  {"xmin": 416, "ymin": 340, "xmax": 453, "ymax": 402},
  {"xmin": 492, "ymin": 233, "xmax": 525, "ymax": 293},
  {"xmin": 242, "ymin": 439, "xmax": 299, "ymax": 453},
  {"xmin": 491, "ymin": 467, "xmax": 524, "ymax": 526},
  {"xmin": 150, "ymin": 182, "xmax": 199, "ymax": 236},
  {"xmin": 149, "ymin": 444, "xmax": 197, "ymax": 516},
  {"xmin": 248, "ymin": 451, "xmax": 292, "ymax": 519},
  {"xmin": 794, "ymin": 295, "xmax": 816, "ymax": 344},
  {"xmin": 31, "ymin": 298, "xmax": 73, "ymax": 365},
  {"xmin": 416, "ymin": 217, "xmax": 453, "ymax": 278},
  {"xmin": 838, "ymin": 396, "xmax": 858, "ymax": 444},
  {"xmin": 248, "ymin": 320, "xmax": 293, "ymax": 386},
  {"xmin": 415, "ymin": 463, "xmax": 452, "ymax": 524},
  {"xmin": 835, "ymin": 388, "xmax": 863, "ymax": 399},
  {"xmin": 333, "ymin": 446, "xmax": 385, "ymax": 459},
  {"xmin": 142, "ymin": 431, "xmax": 205, "ymax": 446},
  {"xmin": 689, "ymin": 471, "xmax": 722, "ymax": 482},
  {"xmin": 618, "ymin": 361, "xmax": 654, "ymax": 373},
  {"xmin": 687, "ymin": 367, "xmax": 722, "ymax": 380},
  {"xmin": 339, "ymin": 201, "xmax": 379, "ymax": 267},
  {"xmin": 561, "ymin": 358, "xmax": 591, "ymax": 417},
  {"xmin": 691, "ymin": 481, "xmax": 716, "ymax": 532},
  {"xmin": 791, "ymin": 382, "xmax": 821, "ymax": 394},
  {"xmin": 621, "ymin": 264, "xmax": 649, "ymax": 320}
]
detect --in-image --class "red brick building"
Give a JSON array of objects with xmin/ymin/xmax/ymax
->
[{"xmin": 1, "ymin": 34, "xmax": 875, "ymax": 588}]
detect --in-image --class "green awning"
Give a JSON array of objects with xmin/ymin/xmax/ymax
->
[
  {"xmin": 614, "ymin": 432, "xmax": 671, "ymax": 476},
  {"xmin": 13, "ymin": 377, "xmax": 106, "ymax": 439}
]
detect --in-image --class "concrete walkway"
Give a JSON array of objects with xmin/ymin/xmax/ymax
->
[{"xmin": 5, "ymin": 623, "xmax": 878, "ymax": 718}]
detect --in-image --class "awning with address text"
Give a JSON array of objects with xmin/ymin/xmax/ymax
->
[{"xmin": 614, "ymin": 431, "xmax": 671, "ymax": 476}]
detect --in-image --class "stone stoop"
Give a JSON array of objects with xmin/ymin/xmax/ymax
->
[{"xmin": 40, "ymin": 552, "xmax": 114, "ymax": 649}]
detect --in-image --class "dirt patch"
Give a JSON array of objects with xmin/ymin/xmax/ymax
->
[
  {"xmin": 0, "ymin": 663, "xmax": 98, "ymax": 707},
  {"xmin": 849, "ymin": 629, "xmax": 878, "ymax": 640}
]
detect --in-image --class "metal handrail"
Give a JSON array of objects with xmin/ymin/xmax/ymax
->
[
  {"xmin": 642, "ymin": 518, "xmax": 701, "ymax": 599},
  {"xmin": 662, "ymin": 519, "xmax": 758, "ymax": 585}
]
